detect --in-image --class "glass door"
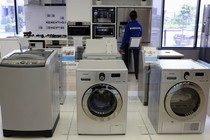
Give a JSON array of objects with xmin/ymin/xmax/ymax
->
[
  {"xmin": 82, "ymin": 83, "xmax": 122, "ymax": 121},
  {"xmin": 165, "ymin": 81, "xmax": 205, "ymax": 121}
]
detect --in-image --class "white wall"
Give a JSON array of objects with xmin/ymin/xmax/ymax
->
[
  {"xmin": 66, "ymin": 0, "xmax": 91, "ymax": 22},
  {"xmin": 25, "ymin": 5, "xmax": 66, "ymax": 35}
]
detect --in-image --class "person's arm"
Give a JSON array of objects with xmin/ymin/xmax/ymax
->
[
  {"xmin": 120, "ymin": 24, "xmax": 130, "ymax": 50},
  {"xmin": 139, "ymin": 24, "xmax": 143, "ymax": 37}
]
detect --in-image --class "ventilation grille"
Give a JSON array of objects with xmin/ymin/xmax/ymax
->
[{"xmin": 184, "ymin": 122, "xmax": 200, "ymax": 132}]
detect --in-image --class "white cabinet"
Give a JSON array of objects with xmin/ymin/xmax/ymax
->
[{"xmin": 66, "ymin": 0, "xmax": 91, "ymax": 22}]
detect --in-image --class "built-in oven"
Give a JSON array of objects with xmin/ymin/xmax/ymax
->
[
  {"xmin": 92, "ymin": 7, "xmax": 115, "ymax": 23},
  {"xmin": 92, "ymin": 24, "xmax": 115, "ymax": 39},
  {"xmin": 67, "ymin": 22, "xmax": 90, "ymax": 36}
]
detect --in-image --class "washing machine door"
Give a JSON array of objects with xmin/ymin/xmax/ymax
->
[
  {"xmin": 82, "ymin": 83, "xmax": 122, "ymax": 121},
  {"xmin": 165, "ymin": 81, "xmax": 205, "ymax": 121}
]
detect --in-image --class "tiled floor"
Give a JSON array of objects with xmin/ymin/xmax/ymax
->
[{"xmin": 0, "ymin": 69, "xmax": 210, "ymax": 140}]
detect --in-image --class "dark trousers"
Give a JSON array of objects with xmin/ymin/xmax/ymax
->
[{"xmin": 123, "ymin": 43, "xmax": 139, "ymax": 80}]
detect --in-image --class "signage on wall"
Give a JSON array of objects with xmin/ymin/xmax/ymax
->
[{"xmin": 45, "ymin": 13, "xmax": 66, "ymax": 30}]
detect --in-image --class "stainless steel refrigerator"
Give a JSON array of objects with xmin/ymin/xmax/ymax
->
[
  {"xmin": 117, "ymin": 7, "xmax": 152, "ymax": 44},
  {"xmin": 200, "ymin": 4, "xmax": 210, "ymax": 62},
  {"xmin": 116, "ymin": 7, "xmax": 152, "ymax": 73}
]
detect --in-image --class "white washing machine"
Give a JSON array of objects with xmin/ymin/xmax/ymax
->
[
  {"xmin": 197, "ymin": 60, "xmax": 210, "ymax": 117},
  {"xmin": 148, "ymin": 59, "xmax": 210, "ymax": 134},
  {"xmin": 76, "ymin": 59, "xmax": 128, "ymax": 134},
  {"xmin": 0, "ymin": 49, "xmax": 60, "ymax": 137}
]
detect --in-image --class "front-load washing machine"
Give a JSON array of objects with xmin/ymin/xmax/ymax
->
[
  {"xmin": 148, "ymin": 59, "xmax": 210, "ymax": 134},
  {"xmin": 76, "ymin": 59, "xmax": 128, "ymax": 134}
]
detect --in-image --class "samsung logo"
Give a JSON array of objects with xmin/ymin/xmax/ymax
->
[{"xmin": 130, "ymin": 27, "xmax": 141, "ymax": 30}]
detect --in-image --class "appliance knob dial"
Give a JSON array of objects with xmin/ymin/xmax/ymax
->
[
  {"xmin": 20, "ymin": 61, "xmax": 26, "ymax": 64},
  {"xmin": 184, "ymin": 72, "xmax": 190, "ymax": 80},
  {"xmin": 99, "ymin": 73, "xmax": 105, "ymax": 81}
]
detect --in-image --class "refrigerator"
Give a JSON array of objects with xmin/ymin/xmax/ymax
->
[
  {"xmin": 116, "ymin": 7, "xmax": 152, "ymax": 73},
  {"xmin": 117, "ymin": 7, "xmax": 152, "ymax": 44},
  {"xmin": 200, "ymin": 4, "xmax": 210, "ymax": 63}
]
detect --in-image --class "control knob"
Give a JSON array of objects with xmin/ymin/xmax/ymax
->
[
  {"xmin": 99, "ymin": 73, "xmax": 105, "ymax": 81},
  {"xmin": 20, "ymin": 61, "xmax": 26, "ymax": 64},
  {"xmin": 184, "ymin": 72, "xmax": 190, "ymax": 80}
]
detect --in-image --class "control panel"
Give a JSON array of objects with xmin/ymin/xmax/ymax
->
[
  {"xmin": 163, "ymin": 70, "xmax": 209, "ymax": 82},
  {"xmin": 79, "ymin": 71, "xmax": 127, "ymax": 83},
  {"xmin": 1, "ymin": 59, "xmax": 46, "ymax": 67}
]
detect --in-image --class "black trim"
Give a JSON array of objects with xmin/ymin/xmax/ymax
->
[
  {"xmin": 160, "ymin": 0, "xmax": 165, "ymax": 48},
  {"xmin": 3, "ymin": 113, "xmax": 60, "ymax": 137},
  {"xmin": 194, "ymin": 0, "xmax": 201, "ymax": 48},
  {"xmin": 14, "ymin": 0, "xmax": 18, "ymax": 34}
]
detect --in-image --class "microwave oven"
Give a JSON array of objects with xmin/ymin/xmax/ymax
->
[
  {"xmin": 93, "ymin": 25, "xmax": 115, "ymax": 38},
  {"xmin": 92, "ymin": 7, "xmax": 115, "ymax": 23}
]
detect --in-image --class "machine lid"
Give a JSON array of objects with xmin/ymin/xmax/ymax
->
[
  {"xmin": 82, "ymin": 83, "xmax": 122, "ymax": 121},
  {"xmin": 165, "ymin": 81, "xmax": 205, "ymax": 121}
]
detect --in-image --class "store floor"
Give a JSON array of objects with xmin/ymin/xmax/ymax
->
[{"xmin": 0, "ymin": 69, "xmax": 210, "ymax": 140}]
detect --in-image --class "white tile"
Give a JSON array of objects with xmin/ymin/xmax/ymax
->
[
  {"xmin": 54, "ymin": 112, "xmax": 74, "ymax": 136},
  {"xmin": 150, "ymin": 134, "xmax": 209, "ymax": 140},
  {"xmin": 60, "ymin": 92, "xmax": 76, "ymax": 112},
  {"xmin": 127, "ymin": 92, "xmax": 139, "ymax": 112},
  {"xmin": 127, "ymin": 112, "xmax": 145, "ymax": 134},
  {"xmin": 69, "ymin": 112, "xmax": 77, "ymax": 135},
  {"xmin": 67, "ymin": 134, "xmax": 150, "ymax": 140}
]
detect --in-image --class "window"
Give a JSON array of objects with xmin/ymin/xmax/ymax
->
[
  {"xmin": 0, "ymin": 0, "xmax": 25, "ymax": 37},
  {"xmin": 16, "ymin": 0, "xmax": 25, "ymax": 35},
  {"xmin": 162, "ymin": 0, "xmax": 199, "ymax": 47}
]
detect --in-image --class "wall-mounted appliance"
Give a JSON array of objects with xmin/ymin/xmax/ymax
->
[
  {"xmin": 92, "ymin": 24, "xmax": 115, "ymax": 39},
  {"xmin": 92, "ymin": 7, "xmax": 115, "ymax": 23},
  {"xmin": 92, "ymin": 7, "xmax": 116, "ymax": 39},
  {"xmin": 67, "ymin": 22, "xmax": 90, "ymax": 36}
]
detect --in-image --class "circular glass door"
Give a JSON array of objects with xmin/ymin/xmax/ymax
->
[
  {"xmin": 82, "ymin": 83, "xmax": 122, "ymax": 121},
  {"xmin": 165, "ymin": 81, "xmax": 205, "ymax": 121}
]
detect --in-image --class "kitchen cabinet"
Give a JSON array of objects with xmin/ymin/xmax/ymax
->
[{"xmin": 66, "ymin": 0, "xmax": 91, "ymax": 22}]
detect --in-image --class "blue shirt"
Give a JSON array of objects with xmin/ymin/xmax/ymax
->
[{"xmin": 120, "ymin": 20, "xmax": 143, "ymax": 49}]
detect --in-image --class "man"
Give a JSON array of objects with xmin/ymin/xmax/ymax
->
[{"xmin": 120, "ymin": 10, "xmax": 143, "ymax": 80}]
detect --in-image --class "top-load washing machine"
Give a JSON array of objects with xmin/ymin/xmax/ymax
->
[
  {"xmin": 148, "ymin": 59, "xmax": 210, "ymax": 134},
  {"xmin": 0, "ymin": 49, "xmax": 60, "ymax": 137},
  {"xmin": 76, "ymin": 59, "xmax": 128, "ymax": 134}
]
